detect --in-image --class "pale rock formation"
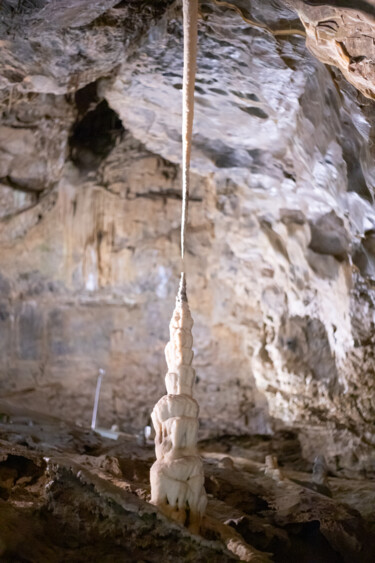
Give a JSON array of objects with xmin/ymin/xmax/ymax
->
[
  {"xmin": 287, "ymin": 0, "xmax": 375, "ymax": 100},
  {"xmin": 311, "ymin": 454, "xmax": 332, "ymax": 497},
  {"xmin": 312, "ymin": 454, "xmax": 329, "ymax": 487},
  {"xmin": 150, "ymin": 273, "xmax": 207, "ymax": 533},
  {"xmin": 264, "ymin": 454, "xmax": 284, "ymax": 482}
]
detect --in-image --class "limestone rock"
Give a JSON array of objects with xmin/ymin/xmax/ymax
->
[
  {"xmin": 286, "ymin": 0, "xmax": 375, "ymax": 100},
  {"xmin": 1, "ymin": 401, "xmax": 374, "ymax": 562},
  {"xmin": 150, "ymin": 274, "xmax": 207, "ymax": 533},
  {"xmin": 0, "ymin": 0, "xmax": 374, "ymax": 476},
  {"xmin": 309, "ymin": 210, "xmax": 350, "ymax": 260}
]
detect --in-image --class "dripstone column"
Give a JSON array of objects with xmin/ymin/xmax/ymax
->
[{"xmin": 150, "ymin": 273, "xmax": 207, "ymax": 534}]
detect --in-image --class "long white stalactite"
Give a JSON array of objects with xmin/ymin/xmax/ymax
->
[
  {"xmin": 181, "ymin": 0, "xmax": 198, "ymax": 261},
  {"xmin": 150, "ymin": 0, "xmax": 207, "ymax": 534}
]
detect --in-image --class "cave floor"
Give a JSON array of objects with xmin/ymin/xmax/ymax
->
[{"xmin": 0, "ymin": 400, "xmax": 374, "ymax": 563}]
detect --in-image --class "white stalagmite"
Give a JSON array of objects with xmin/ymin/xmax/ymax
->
[{"xmin": 150, "ymin": 273, "xmax": 207, "ymax": 533}]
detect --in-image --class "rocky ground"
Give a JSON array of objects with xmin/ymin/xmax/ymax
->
[
  {"xmin": 1, "ymin": 0, "xmax": 375, "ymax": 475},
  {"xmin": 1, "ymin": 3, "xmax": 375, "ymax": 554},
  {"xmin": 1, "ymin": 399, "xmax": 374, "ymax": 562}
]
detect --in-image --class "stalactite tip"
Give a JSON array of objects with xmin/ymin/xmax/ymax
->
[{"xmin": 178, "ymin": 271, "xmax": 187, "ymax": 303}]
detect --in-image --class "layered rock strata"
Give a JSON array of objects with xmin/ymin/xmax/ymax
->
[{"xmin": 150, "ymin": 273, "xmax": 207, "ymax": 534}]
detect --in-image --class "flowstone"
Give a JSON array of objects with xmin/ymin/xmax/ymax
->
[{"xmin": 150, "ymin": 273, "xmax": 207, "ymax": 534}]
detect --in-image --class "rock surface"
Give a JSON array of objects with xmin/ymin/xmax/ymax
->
[
  {"xmin": 1, "ymin": 400, "xmax": 374, "ymax": 562},
  {"xmin": 0, "ymin": 0, "xmax": 375, "ymax": 477},
  {"xmin": 287, "ymin": 0, "xmax": 375, "ymax": 100}
]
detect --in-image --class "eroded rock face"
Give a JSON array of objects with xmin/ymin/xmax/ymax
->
[
  {"xmin": 286, "ymin": 0, "xmax": 375, "ymax": 100},
  {"xmin": 0, "ymin": 0, "xmax": 375, "ymax": 475}
]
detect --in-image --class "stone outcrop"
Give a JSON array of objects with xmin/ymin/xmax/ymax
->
[
  {"xmin": 1, "ymin": 400, "xmax": 375, "ymax": 562},
  {"xmin": 0, "ymin": 0, "xmax": 375, "ymax": 476},
  {"xmin": 286, "ymin": 0, "xmax": 375, "ymax": 100}
]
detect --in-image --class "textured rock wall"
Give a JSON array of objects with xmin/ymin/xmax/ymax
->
[
  {"xmin": 286, "ymin": 0, "xmax": 375, "ymax": 100},
  {"xmin": 1, "ymin": 0, "xmax": 375, "ymax": 475}
]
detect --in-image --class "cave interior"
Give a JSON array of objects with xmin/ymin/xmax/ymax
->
[{"xmin": 0, "ymin": 0, "xmax": 375, "ymax": 561}]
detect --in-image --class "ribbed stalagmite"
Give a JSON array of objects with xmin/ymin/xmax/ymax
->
[{"xmin": 150, "ymin": 273, "xmax": 207, "ymax": 534}]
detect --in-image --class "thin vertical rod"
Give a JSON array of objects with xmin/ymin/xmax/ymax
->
[
  {"xmin": 91, "ymin": 370, "xmax": 104, "ymax": 430},
  {"xmin": 181, "ymin": 0, "xmax": 198, "ymax": 262}
]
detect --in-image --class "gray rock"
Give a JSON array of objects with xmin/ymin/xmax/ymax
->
[{"xmin": 309, "ymin": 211, "xmax": 350, "ymax": 260}]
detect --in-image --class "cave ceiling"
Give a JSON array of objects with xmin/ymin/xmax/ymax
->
[
  {"xmin": 1, "ymin": 0, "xmax": 375, "ymax": 203},
  {"xmin": 1, "ymin": 1, "xmax": 375, "ymax": 100}
]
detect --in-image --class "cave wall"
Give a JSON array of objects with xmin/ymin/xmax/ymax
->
[{"xmin": 1, "ymin": 0, "xmax": 375, "ymax": 474}]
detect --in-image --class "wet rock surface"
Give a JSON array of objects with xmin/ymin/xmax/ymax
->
[{"xmin": 1, "ymin": 401, "xmax": 375, "ymax": 562}]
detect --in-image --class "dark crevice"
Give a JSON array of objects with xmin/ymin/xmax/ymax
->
[
  {"xmin": 0, "ymin": 454, "xmax": 46, "ymax": 486},
  {"xmin": 0, "ymin": 175, "xmax": 43, "ymax": 194},
  {"xmin": 344, "ymin": 148, "xmax": 373, "ymax": 202},
  {"xmin": 239, "ymin": 106, "xmax": 269, "ymax": 119},
  {"xmin": 134, "ymin": 190, "xmax": 202, "ymax": 202},
  {"xmin": 74, "ymin": 80, "xmax": 100, "ymax": 116},
  {"xmin": 69, "ymin": 96, "xmax": 124, "ymax": 172}
]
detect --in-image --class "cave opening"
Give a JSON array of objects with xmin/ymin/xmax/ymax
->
[{"xmin": 69, "ymin": 94, "xmax": 124, "ymax": 172}]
